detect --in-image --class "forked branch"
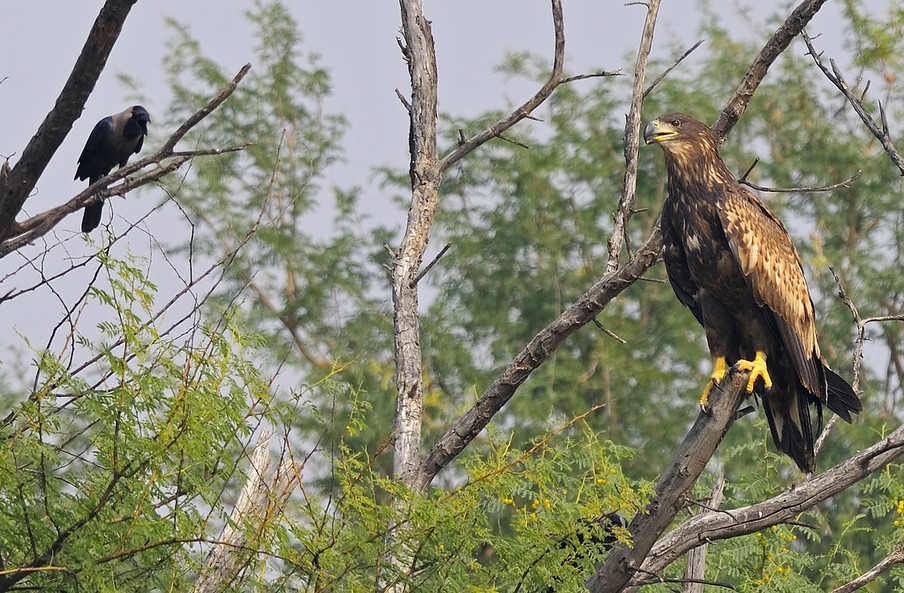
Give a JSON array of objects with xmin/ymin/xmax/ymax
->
[{"xmin": 802, "ymin": 31, "xmax": 904, "ymax": 175}]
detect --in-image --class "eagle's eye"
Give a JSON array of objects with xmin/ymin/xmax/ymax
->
[{"xmin": 672, "ymin": 119, "xmax": 682, "ymax": 128}]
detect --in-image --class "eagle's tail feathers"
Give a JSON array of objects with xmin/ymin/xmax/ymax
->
[
  {"xmin": 762, "ymin": 389, "xmax": 815, "ymax": 474},
  {"xmin": 824, "ymin": 366, "xmax": 862, "ymax": 424}
]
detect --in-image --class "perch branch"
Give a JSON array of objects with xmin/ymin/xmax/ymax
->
[
  {"xmin": 0, "ymin": 64, "xmax": 251, "ymax": 257},
  {"xmin": 0, "ymin": 0, "xmax": 138, "ymax": 242},
  {"xmin": 632, "ymin": 422, "xmax": 904, "ymax": 585},
  {"xmin": 585, "ymin": 368, "xmax": 750, "ymax": 593}
]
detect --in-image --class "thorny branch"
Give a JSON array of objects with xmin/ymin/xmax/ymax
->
[
  {"xmin": 802, "ymin": 31, "xmax": 904, "ymax": 175},
  {"xmin": 0, "ymin": 64, "xmax": 252, "ymax": 258}
]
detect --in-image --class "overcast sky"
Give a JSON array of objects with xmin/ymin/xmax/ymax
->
[{"xmin": 0, "ymin": 1, "xmax": 857, "ymax": 377}]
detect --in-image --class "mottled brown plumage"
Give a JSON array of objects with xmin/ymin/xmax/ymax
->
[{"xmin": 644, "ymin": 112, "xmax": 862, "ymax": 473}]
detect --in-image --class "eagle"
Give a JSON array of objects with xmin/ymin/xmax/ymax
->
[{"xmin": 643, "ymin": 112, "xmax": 862, "ymax": 473}]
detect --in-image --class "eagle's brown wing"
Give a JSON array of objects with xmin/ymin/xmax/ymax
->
[{"xmin": 717, "ymin": 185, "xmax": 825, "ymax": 398}]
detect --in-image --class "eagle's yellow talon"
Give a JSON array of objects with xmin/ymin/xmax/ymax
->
[
  {"xmin": 736, "ymin": 351, "xmax": 772, "ymax": 393},
  {"xmin": 700, "ymin": 357, "xmax": 728, "ymax": 409}
]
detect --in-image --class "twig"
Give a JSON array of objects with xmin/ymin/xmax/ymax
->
[
  {"xmin": 644, "ymin": 39, "xmax": 705, "ymax": 97},
  {"xmin": 410, "ymin": 243, "xmax": 452, "ymax": 288},
  {"xmin": 561, "ymin": 70, "xmax": 622, "ymax": 84},
  {"xmin": 802, "ymin": 31, "xmax": 904, "ymax": 175},
  {"xmin": 738, "ymin": 169, "xmax": 862, "ymax": 193},
  {"xmin": 592, "ymin": 318, "xmax": 627, "ymax": 344}
]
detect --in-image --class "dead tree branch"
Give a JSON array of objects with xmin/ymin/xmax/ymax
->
[
  {"xmin": 416, "ymin": 227, "xmax": 662, "ymax": 490},
  {"xmin": 392, "ymin": 0, "xmax": 441, "ymax": 491},
  {"xmin": 606, "ymin": 0, "xmax": 660, "ymax": 273},
  {"xmin": 644, "ymin": 39, "xmax": 705, "ymax": 98},
  {"xmin": 585, "ymin": 367, "xmax": 750, "ymax": 593},
  {"xmin": 630, "ymin": 422, "xmax": 904, "ymax": 586},
  {"xmin": 711, "ymin": 0, "xmax": 830, "ymax": 145},
  {"xmin": 0, "ymin": 0, "xmax": 138, "ymax": 242},
  {"xmin": 682, "ymin": 475, "xmax": 725, "ymax": 593},
  {"xmin": 802, "ymin": 31, "xmax": 904, "ymax": 175},
  {"xmin": 0, "ymin": 64, "xmax": 251, "ymax": 257},
  {"xmin": 190, "ymin": 430, "xmax": 297, "ymax": 593},
  {"xmin": 439, "ymin": 0, "xmax": 619, "ymax": 173}
]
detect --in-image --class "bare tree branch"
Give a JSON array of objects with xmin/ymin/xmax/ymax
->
[
  {"xmin": 738, "ymin": 165, "xmax": 862, "ymax": 193},
  {"xmin": 416, "ymin": 227, "xmax": 662, "ymax": 490},
  {"xmin": 606, "ymin": 0, "xmax": 661, "ymax": 274},
  {"xmin": 392, "ymin": 0, "xmax": 441, "ymax": 493},
  {"xmin": 585, "ymin": 368, "xmax": 751, "ymax": 593},
  {"xmin": 439, "ymin": 0, "xmax": 564, "ymax": 172},
  {"xmin": 711, "ymin": 0, "xmax": 829, "ymax": 144},
  {"xmin": 829, "ymin": 541, "xmax": 904, "ymax": 593},
  {"xmin": 682, "ymin": 475, "xmax": 725, "ymax": 593},
  {"xmin": 438, "ymin": 0, "xmax": 619, "ymax": 173},
  {"xmin": 0, "ymin": 0, "xmax": 138, "ymax": 242},
  {"xmin": 0, "ymin": 64, "xmax": 251, "ymax": 257},
  {"xmin": 802, "ymin": 31, "xmax": 904, "ymax": 175},
  {"xmin": 644, "ymin": 39, "xmax": 705, "ymax": 98},
  {"xmin": 631, "ymin": 422, "xmax": 904, "ymax": 585},
  {"xmin": 190, "ymin": 430, "xmax": 297, "ymax": 593}
]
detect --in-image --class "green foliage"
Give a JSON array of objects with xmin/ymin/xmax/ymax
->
[{"xmin": 0, "ymin": 250, "xmax": 273, "ymax": 591}]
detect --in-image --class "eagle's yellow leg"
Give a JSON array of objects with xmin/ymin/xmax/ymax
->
[
  {"xmin": 735, "ymin": 351, "xmax": 773, "ymax": 393},
  {"xmin": 700, "ymin": 356, "xmax": 728, "ymax": 409}
]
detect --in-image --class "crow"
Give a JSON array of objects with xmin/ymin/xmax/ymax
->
[{"xmin": 75, "ymin": 105, "xmax": 151, "ymax": 232}]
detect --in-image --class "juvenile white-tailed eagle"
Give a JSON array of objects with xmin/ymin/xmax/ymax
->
[{"xmin": 644, "ymin": 112, "xmax": 862, "ymax": 473}]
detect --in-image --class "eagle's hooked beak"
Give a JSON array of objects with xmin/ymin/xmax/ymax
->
[{"xmin": 643, "ymin": 119, "xmax": 678, "ymax": 145}]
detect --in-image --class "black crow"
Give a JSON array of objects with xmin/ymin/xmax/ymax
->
[{"xmin": 75, "ymin": 105, "xmax": 151, "ymax": 232}]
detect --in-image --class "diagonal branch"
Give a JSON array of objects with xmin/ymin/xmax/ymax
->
[
  {"xmin": 633, "ymin": 421, "xmax": 904, "ymax": 585},
  {"xmin": 802, "ymin": 31, "xmax": 904, "ymax": 175},
  {"xmin": 829, "ymin": 540, "xmax": 904, "ymax": 593},
  {"xmin": 438, "ymin": 0, "xmax": 564, "ymax": 173},
  {"xmin": 0, "ymin": 0, "xmax": 138, "ymax": 242},
  {"xmin": 585, "ymin": 367, "xmax": 751, "ymax": 593},
  {"xmin": 711, "ymin": 0, "xmax": 830, "ymax": 145},
  {"xmin": 416, "ymin": 227, "xmax": 663, "ymax": 490},
  {"xmin": 0, "ymin": 64, "xmax": 251, "ymax": 257}
]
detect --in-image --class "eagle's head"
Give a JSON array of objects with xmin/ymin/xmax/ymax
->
[{"xmin": 644, "ymin": 112, "xmax": 722, "ymax": 175}]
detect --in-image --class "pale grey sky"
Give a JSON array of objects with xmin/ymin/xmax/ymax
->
[{"xmin": 0, "ymin": 1, "xmax": 856, "ymax": 378}]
